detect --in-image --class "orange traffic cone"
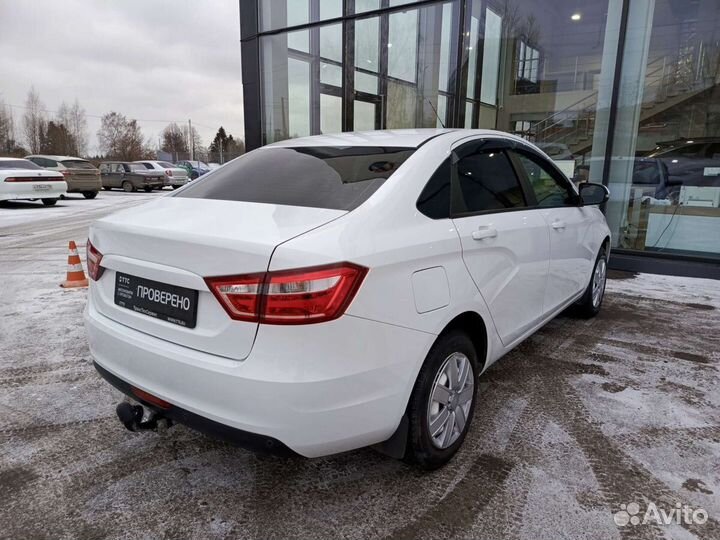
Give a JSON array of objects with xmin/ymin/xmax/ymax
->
[{"xmin": 60, "ymin": 240, "xmax": 89, "ymax": 288}]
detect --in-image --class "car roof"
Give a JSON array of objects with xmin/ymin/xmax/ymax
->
[
  {"xmin": 266, "ymin": 128, "xmax": 529, "ymax": 149},
  {"xmin": 25, "ymin": 154, "xmax": 88, "ymax": 161},
  {"xmin": 0, "ymin": 157, "xmax": 31, "ymax": 161}
]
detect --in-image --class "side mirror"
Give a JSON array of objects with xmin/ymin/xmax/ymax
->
[{"xmin": 579, "ymin": 182, "xmax": 609, "ymax": 205}]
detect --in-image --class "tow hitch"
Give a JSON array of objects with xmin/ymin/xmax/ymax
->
[{"xmin": 115, "ymin": 402, "xmax": 172, "ymax": 432}]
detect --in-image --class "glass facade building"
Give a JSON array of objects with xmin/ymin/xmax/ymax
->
[{"xmin": 239, "ymin": 0, "xmax": 720, "ymax": 277}]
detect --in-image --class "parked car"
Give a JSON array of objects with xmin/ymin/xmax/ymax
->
[
  {"xmin": 86, "ymin": 129, "xmax": 610, "ymax": 469},
  {"xmin": 25, "ymin": 154, "xmax": 101, "ymax": 199},
  {"xmin": 0, "ymin": 157, "xmax": 67, "ymax": 205},
  {"xmin": 631, "ymin": 138, "xmax": 720, "ymax": 200},
  {"xmin": 177, "ymin": 160, "xmax": 211, "ymax": 179},
  {"xmin": 99, "ymin": 162, "xmax": 164, "ymax": 192},
  {"xmin": 133, "ymin": 160, "xmax": 189, "ymax": 189}
]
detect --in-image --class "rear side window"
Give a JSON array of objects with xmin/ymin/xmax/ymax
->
[
  {"xmin": 417, "ymin": 158, "xmax": 451, "ymax": 219},
  {"xmin": 61, "ymin": 160, "xmax": 95, "ymax": 170},
  {"xmin": 0, "ymin": 160, "xmax": 41, "ymax": 170},
  {"xmin": 176, "ymin": 146, "xmax": 416, "ymax": 211},
  {"xmin": 454, "ymin": 151, "xmax": 525, "ymax": 214}
]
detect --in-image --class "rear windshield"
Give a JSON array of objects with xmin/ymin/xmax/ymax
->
[
  {"xmin": 176, "ymin": 146, "xmax": 416, "ymax": 210},
  {"xmin": 61, "ymin": 159, "xmax": 96, "ymax": 170},
  {"xmin": 0, "ymin": 159, "xmax": 41, "ymax": 170}
]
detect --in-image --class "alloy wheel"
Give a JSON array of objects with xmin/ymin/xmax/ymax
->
[
  {"xmin": 427, "ymin": 352, "xmax": 474, "ymax": 449},
  {"xmin": 592, "ymin": 257, "xmax": 607, "ymax": 308}
]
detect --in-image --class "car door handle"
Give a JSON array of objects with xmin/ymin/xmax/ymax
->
[
  {"xmin": 472, "ymin": 227, "xmax": 498, "ymax": 240},
  {"xmin": 551, "ymin": 220, "xmax": 566, "ymax": 230}
]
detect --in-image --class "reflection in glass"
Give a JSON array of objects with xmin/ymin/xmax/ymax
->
[
  {"xmin": 388, "ymin": 10, "xmax": 418, "ymax": 82},
  {"xmin": 354, "ymin": 101, "xmax": 377, "ymax": 131},
  {"xmin": 288, "ymin": 58, "xmax": 310, "ymax": 138},
  {"xmin": 320, "ymin": 94, "xmax": 342, "ymax": 134},
  {"xmin": 260, "ymin": 0, "xmax": 342, "ymax": 31},
  {"xmin": 606, "ymin": 0, "xmax": 720, "ymax": 259},
  {"xmin": 355, "ymin": 17, "xmax": 380, "ymax": 72},
  {"xmin": 480, "ymin": 8, "xmax": 502, "ymax": 105},
  {"xmin": 320, "ymin": 24, "xmax": 342, "ymax": 62},
  {"xmin": 321, "ymin": 62, "xmax": 342, "ymax": 86}
]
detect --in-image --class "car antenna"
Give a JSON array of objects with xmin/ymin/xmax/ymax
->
[{"xmin": 427, "ymin": 99, "xmax": 445, "ymax": 129}]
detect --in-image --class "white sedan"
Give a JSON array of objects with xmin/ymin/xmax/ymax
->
[
  {"xmin": 133, "ymin": 160, "xmax": 189, "ymax": 189},
  {"xmin": 85, "ymin": 129, "xmax": 611, "ymax": 469},
  {"xmin": 0, "ymin": 157, "xmax": 67, "ymax": 205}
]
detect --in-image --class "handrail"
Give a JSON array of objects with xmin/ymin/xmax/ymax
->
[{"xmin": 533, "ymin": 55, "xmax": 669, "ymax": 134}]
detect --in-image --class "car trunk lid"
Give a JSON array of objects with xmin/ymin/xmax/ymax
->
[{"xmin": 89, "ymin": 197, "xmax": 346, "ymax": 360}]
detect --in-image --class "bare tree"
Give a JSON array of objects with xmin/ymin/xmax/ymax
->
[
  {"xmin": 0, "ymin": 102, "xmax": 12, "ymax": 152},
  {"xmin": 22, "ymin": 87, "xmax": 47, "ymax": 153},
  {"xmin": 57, "ymin": 99, "xmax": 88, "ymax": 156},
  {"xmin": 161, "ymin": 123, "xmax": 188, "ymax": 159},
  {"xmin": 97, "ymin": 111, "xmax": 150, "ymax": 161},
  {"xmin": 181, "ymin": 123, "xmax": 202, "ymax": 157}
]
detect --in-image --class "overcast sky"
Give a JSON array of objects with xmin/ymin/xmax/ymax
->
[{"xmin": 0, "ymin": 0, "xmax": 244, "ymax": 155}]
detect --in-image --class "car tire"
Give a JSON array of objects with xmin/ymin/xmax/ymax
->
[
  {"xmin": 122, "ymin": 181, "xmax": 135, "ymax": 193},
  {"xmin": 172, "ymin": 185, "xmax": 180, "ymax": 190},
  {"xmin": 144, "ymin": 186, "xmax": 153, "ymax": 192},
  {"xmin": 41, "ymin": 198, "xmax": 57, "ymax": 206},
  {"xmin": 82, "ymin": 191, "xmax": 98, "ymax": 199},
  {"xmin": 575, "ymin": 245, "xmax": 608, "ymax": 318},
  {"xmin": 404, "ymin": 330, "xmax": 479, "ymax": 470},
  {"xmin": 190, "ymin": 172, "xmax": 199, "ymax": 180},
  {"xmin": 103, "ymin": 186, "xmax": 110, "ymax": 191}
]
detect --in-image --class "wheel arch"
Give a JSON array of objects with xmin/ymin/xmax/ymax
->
[
  {"xmin": 439, "ymin": 311, "xmax": 489, "ymax": 373},
  {"xmin": 374, "ymin": 310, "xmax": 490, "ymax": 460}
]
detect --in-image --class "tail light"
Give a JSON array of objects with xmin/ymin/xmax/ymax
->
[
  {"xmin": 87, "ymin": 239, "xmax": 104, "ymax": 281},
  {"xmin": 205, "ymin": 273, "xmax": 264, "ymax": 322},
  {"xmin": 165, "ymin": 169, "xmax": 173, "ymax": 177},
  {"xmin": 205, "ymin": 262, "xmax": 368, "ymax": 325},
  {"xmin": 4, "ymin": 175, "xmax": 64, "ymax": 182},
  {"xmin": 61, "ymin": 170, "xmax": 71, "ymax": 176}
]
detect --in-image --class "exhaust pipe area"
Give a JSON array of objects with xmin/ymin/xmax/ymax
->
[{"xmin": 115, "ymin": 402, "xmax": 172, "ymax": 432}]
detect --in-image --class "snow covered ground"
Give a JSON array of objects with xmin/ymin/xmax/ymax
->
[
  {"xmin": 607, "ymin": 271, "xmax": 720, "ymax": 309},
  {"xmin": 1, "ymin": 197, "xmax": 718, "ymax": 539}
]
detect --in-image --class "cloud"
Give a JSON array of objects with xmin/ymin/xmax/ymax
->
[{"xmin": 0, "ymin": 0, "xmax": 244, "ymax": 154}]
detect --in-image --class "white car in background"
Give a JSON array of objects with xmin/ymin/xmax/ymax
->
[
  {"xmin": 0, "ymin": 157, "xmax": 67, "ymax": 206},
  {"xmin": 133, "ymin": 160, "xmax": 189, "ymax": 189},
  {"xmin": 86, "ymin": 129, "xmax": 611, "ymax": 469}
]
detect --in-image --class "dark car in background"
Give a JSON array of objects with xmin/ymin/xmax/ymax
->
[
  {"xmin": 177, "ymin": 160, "xmax": 211, "ymax": 180},
  {"xmin": 632, "ymin": 138, "xmax": 720, "ymax": 201},
  {"xmin": 99, "ymin": 162, "xmax": 165, "ymax": 192},
  {"xmin": 25, "ymin": 155, "xmax": 101, "ymax": 199}
]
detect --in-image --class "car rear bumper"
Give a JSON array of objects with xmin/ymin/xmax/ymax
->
[
  {"xmin": 0, "ymin": 182, "xmax": 67, "ymax": 201},
  {"xmin": 166, "ymin": 178, "xmax": 188, "ymax": 187},
  {"xmin": 66, "ymin": 177, "xmax": 101, "ymax": 192},
  {"xmin": 85, "ymin": 298, "xmax": 434, "ymax": 458},
  {"xmin": 93, "ymin": 361, "xmax": 299, "ymax": 456}
]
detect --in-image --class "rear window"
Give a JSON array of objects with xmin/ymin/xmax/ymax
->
[
  {"xmin": 176, "ymin": 146, "xmax": 416, "ymax": 210},
  {"xmin": 129, "ymin": 163, "xmax": 147, "ymax": 171},
  {"xmin": 61, "ymin": 159, "xmax": 96, "ymax": 170},
  {"xmin": 0, "ymin": 159, "xmax": 41, "ymax": 170}
]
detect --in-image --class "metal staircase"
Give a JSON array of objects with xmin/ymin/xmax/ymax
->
[{"xmin": 527, "ymin": 46, "xmax": 718, "ymax": 157}]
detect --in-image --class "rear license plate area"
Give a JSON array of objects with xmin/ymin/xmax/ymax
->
[{"xmin": 114, "ymin": 272, "xmax": 198, "ymax": 328}]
